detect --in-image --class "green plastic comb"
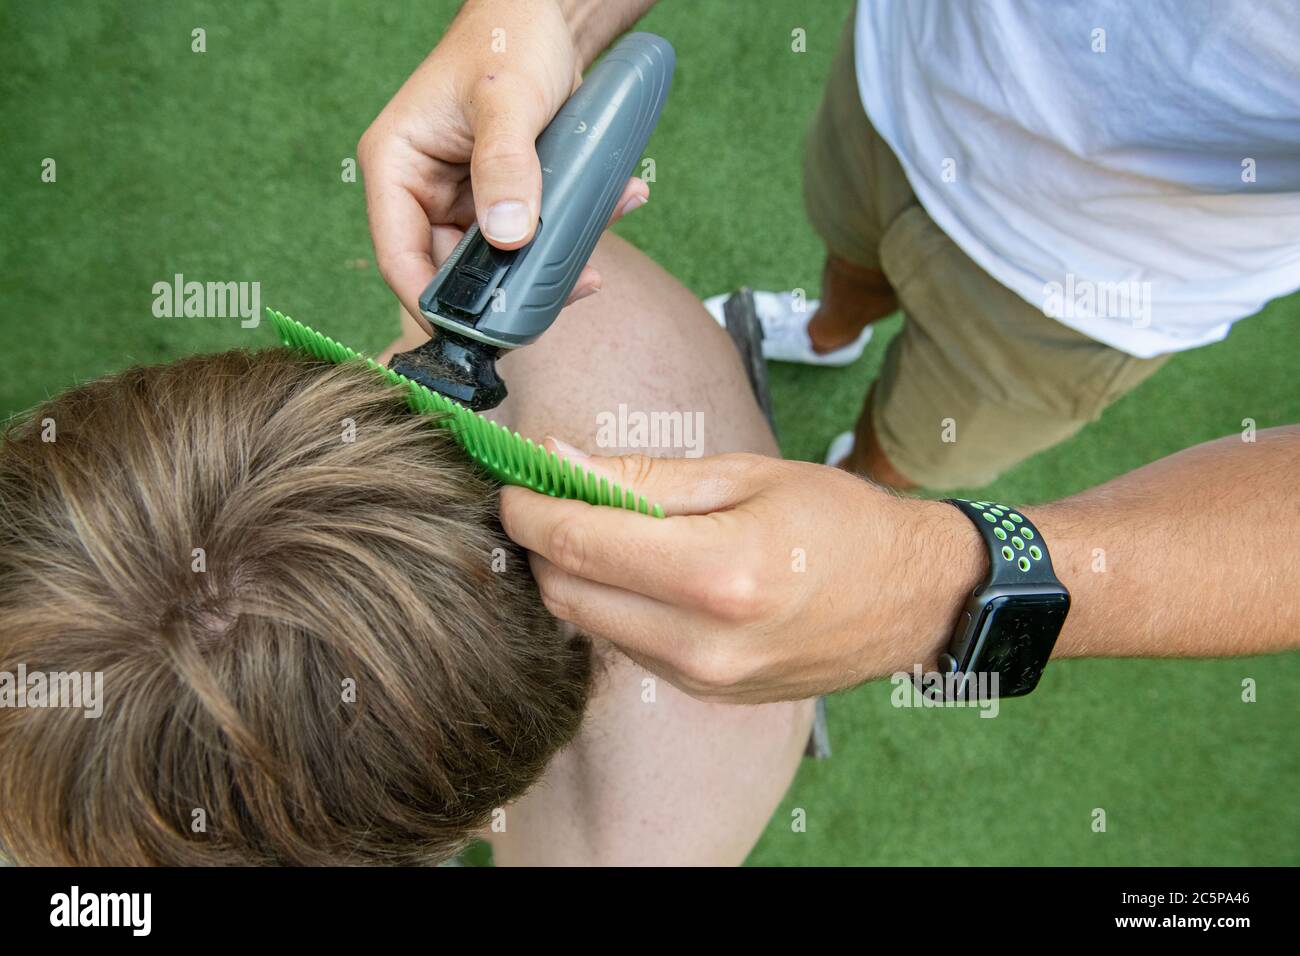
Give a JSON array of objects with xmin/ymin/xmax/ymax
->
[{"xmin": 268, "ymin": 308, "xmax": 664, "ymax": 518}]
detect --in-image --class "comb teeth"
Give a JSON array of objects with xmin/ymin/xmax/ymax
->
[{"xmin": 268, "ymin": 308, "xmax": 664, "ymax": 518}]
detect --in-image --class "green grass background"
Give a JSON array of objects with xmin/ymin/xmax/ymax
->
[{"xmin": 2, "ymin": 0, "xmax": 1296, "ymax": 865}]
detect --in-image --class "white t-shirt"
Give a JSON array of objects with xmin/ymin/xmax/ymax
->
[{"xmin": 854, "ymin": 0, "xmax": 1300, "ymax": 358}]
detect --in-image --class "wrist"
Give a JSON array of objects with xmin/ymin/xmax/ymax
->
[
  {"xmin": 870, "ymin": 496, "xmax": 986, "ymax": 678},
  {"xmin": 556, "ymin": 0, "xmax": 598, "ymax": 66},
  {"xmin": 557, "ymin": 0, "xmax": 653, "ymax": 69},
  {"xmin": 1018, "ymin": 501, "xmax": 1097, "ymax": 660}
]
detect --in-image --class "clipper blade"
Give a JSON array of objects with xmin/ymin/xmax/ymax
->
[{"xmin": 387, "ymin": 332, "xmax": 506, "ymax": 412}]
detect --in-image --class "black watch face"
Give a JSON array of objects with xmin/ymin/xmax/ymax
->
[{"xmin": 973, "ymin": 592, "xmax": 1070, "ymax": 697}]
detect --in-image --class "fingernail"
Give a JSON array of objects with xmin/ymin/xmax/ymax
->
[
  {"xmin": 571, "ymin": 284, "xmax": 600, "ymax": 303},
  {"xmin": 547, "ymin": 436, "xmax": 588, "ymax": 461},
  {"xmin": 484, "ymin": 201, "xmax": 530, "ymax": 243},
  {"xmin": 620, "ymin": 195, "xmax": 647, "ymax": 217}
]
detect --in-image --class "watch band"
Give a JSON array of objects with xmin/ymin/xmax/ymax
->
[{"xmin": 943, "ymin": 498, "xmax": 1059, "ymax": 587}]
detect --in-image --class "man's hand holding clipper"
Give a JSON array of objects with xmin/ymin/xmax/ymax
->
[{"xmin": 359, "ymin": 0, "xmax": 655, "ymax": 323}]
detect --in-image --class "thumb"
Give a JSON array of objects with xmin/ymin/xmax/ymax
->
[
  {"xmin": 544, "ymin": 437, "xmax": 761, "ymax": 516},
  {"xmin": 469, "ymin": 85, "xmax": 544, "ymax": 248}
]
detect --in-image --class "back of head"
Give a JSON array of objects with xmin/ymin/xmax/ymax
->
[{"xmin": 0, "ymin": 348, "xmax": 588, "ymax": 865}]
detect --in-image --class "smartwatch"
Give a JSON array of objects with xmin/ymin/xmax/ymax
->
[{"xmin": 938, "ymin": 499, "xmax": 1070, "ymax": 699}]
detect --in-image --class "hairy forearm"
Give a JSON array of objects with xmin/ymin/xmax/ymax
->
[
  {"xmin": 1024, "ymin": 425, "xmax": 1300, "ymax": 660},
  {"xmin": 557, "ymin": 0, "xmax": 658, "ymax": 67}
]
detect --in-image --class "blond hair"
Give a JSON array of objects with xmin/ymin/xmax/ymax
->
[{"xmin": 0, "ymin": 349, "xmax": 588, "ymax": 865}]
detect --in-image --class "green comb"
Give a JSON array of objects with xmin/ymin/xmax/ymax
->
[{"xmin": 268, "ymin": 308, "xmax": 664, "ymax": 518}]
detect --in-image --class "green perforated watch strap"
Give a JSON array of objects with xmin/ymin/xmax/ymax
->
[{"xmin": 944, "ymin": 498, "xmax": 1059, "ymax": 587}]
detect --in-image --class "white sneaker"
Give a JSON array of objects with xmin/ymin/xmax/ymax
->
[
  {"xmin": 703, "ymin": 290, "xmax": 873, "ymax": 367},
  {"xmin": 825, "ymin": 430, "xmax": 855, "ymax": 467}
]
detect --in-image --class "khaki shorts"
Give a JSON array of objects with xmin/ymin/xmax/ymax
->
[{"xmin": 802, "ymin": 15, "xmax": 1169, "ymax": 489}]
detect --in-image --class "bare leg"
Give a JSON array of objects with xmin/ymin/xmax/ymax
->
[
  {"xmin": 833, "ymin": 385, "xmax": 916, "ymax": 491},
  {"xmin": 806, "ymin": 252, "xmax": 914, "ymax": 489},
  {"xmin": 384, "ymin": 234, "xmax": 813, "ymax": 864},
  {"xmin": 807, "ymin": 253, "xmax": 898, "ymax": 354},
  {"xmin": 789, "ymin": 254, "xmax": 910, "ymax": 489}
]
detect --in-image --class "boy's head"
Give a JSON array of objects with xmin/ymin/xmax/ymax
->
[{"xmin": 0, "ymin": 349, "xmax": 588, "ymax": 865}]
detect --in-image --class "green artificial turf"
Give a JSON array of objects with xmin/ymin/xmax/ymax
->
[{"xmin": 2, "ymin": 0, "xmax": 1296, "ymax": 866}]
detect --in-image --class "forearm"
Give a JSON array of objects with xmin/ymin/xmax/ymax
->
[
  {"xmin": 892, "ymin": 425, "xmax": 1300, "ymax": 678},
  {"xmin": 557, "ymin": 0, "xmax": 658, "ymax": 67},
  {"xmin": 1023, "ymin": 425, "xmax": 1300, "ymax": 660}
]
